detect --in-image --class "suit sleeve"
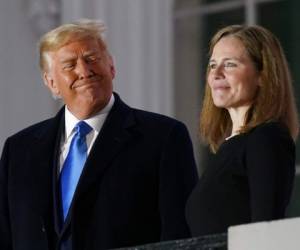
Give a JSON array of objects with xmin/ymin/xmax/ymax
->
[
  {"xmin": 159, "ymin": 121, "xmax": 198, "ymax": 240},
  {"xmin": 0, "ymin": 139, "xmax": 13, "ymax": 250},
  {"xmin": 246, "ymin": 124, "xmax": 295, "ymax": 221}
]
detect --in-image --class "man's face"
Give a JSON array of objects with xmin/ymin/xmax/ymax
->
[{"xmin": 44, "ymin": 38, "xmax": 115, "ymax": 119}]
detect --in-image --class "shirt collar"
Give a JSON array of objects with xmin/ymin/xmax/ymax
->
[{"xmin": 64, "ymin": 94, "xmax": 115, "ymax": 139}]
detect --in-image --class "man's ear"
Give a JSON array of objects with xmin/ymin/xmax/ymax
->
[
  {"xmin": 43, "ymin": 72, "xmax": 60, "ymax": 96},
  {"xmin": 109, "ymin": 55, "xmax": 116, "ymax": 79},
  {"xmin": 110, "ymin": 64, "xmax": 116, "ymax": 79}
]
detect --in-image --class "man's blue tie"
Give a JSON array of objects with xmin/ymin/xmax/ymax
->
[{"xmin": 60, "ymin": 121, "xmax": 92, "ymax": 221}]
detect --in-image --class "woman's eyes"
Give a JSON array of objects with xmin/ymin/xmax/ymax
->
[
  {"xmin": 209, "ymin": 63, "xmax": 217, "ymax": 69},
  {"xmin": 224, "ymin": 62, "xmax": 237, "ymax": 67},
  {"xmin": 208, "ymin": 62, "xmax": 237, "ymax": 69}
]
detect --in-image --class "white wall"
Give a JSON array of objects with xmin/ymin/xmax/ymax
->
[{"xmin": 0, "ymin": 0, "xmax": 58, "ymax": 152}]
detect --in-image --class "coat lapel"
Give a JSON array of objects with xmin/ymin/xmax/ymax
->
[
  {"xmin": 26, "ymin": 108, "xmax": 64, "ymax": 235},
  {"xmin": 70, "ymin": 94, "xmax": 136, "ymax": 210},
  {"xmin": 59, "ymin": 94, "xmax": 137, "ymax": 235}
]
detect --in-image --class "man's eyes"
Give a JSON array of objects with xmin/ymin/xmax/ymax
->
[
  {"xmin": 63, "ymin": 64, "xmax": 75, "ymax": 70},
  {"xmin": 61, "ymin": 56, "xmax": 101, "ymax": 70},
  {"xmin": 86, "ymin": 56, "xmax": 101, "ymax": 63}
]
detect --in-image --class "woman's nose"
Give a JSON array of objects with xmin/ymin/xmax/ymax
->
[{"xmin": 212, "ymin": 65, "xmax": 224, "ymax": 79}]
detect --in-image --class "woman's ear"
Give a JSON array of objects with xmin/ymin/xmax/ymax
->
[{"xmin": 257, "ymin": 73, "xmax": 263, "ymax": 87}]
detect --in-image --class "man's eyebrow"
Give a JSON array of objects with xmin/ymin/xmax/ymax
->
[
  {"xmin": 59, "ymin": 50, "xmax": 100, "ymax": 64},
  {"xmin": 59, "ymin": 53, "xmax": 77, "ymax": 64},
  {"xmin": 83, "ymin": 50, "xmax": 99, "ymax": 56}
]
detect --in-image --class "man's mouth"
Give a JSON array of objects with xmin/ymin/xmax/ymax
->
[{"xmin": 73, "ymin": 76, "xmax": 103, "ymax": 89}]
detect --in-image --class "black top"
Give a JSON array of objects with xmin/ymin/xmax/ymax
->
[{"xmin": 186, "ymin": 122, "xmax": 295, "ymax": 237}]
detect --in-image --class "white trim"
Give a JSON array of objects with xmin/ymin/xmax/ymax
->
[
  {"xmin": 174, "ymin": 0, "xmax": 243, "ymax": 19},
  {"xmin": 245, "ymin": 0, "xmax": 257, "ymax": 25},
  {"xmin": 174, "ymin": 0, "xmax": 282, "ymax": 19},
  {"xmin": 296, "ymin": 166, "xmax": 300, "ymax": 176}
]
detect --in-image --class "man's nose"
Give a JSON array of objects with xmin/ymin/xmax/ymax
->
[{"xmin": 76, "ymin": 60, "xmax": 93, "ymax": 79}]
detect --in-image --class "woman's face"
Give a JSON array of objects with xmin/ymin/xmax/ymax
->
[{"xmin": 208, "ymin": 36, "xmax": 260, "ymax": 111}]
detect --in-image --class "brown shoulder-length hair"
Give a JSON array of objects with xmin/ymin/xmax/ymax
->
[{"xmin": 200, "ymin": 25, "xmax": 299, "ymax": 153}]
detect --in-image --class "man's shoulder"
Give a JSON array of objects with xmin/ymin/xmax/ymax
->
[
  {"xmin": 132, "ymin": 107, "xmax": 180, "ymax": 124},
  {"xmin": 7, "ymin": 107, "xmax": 64, "ymax": 141},
  {"xmin": 7, "ymin": 112, "xmax": 62, "ymax": 143},
  {"xmin": 8, "ymin": 118, "xmax": 53, "ymax": 139},
  {"xmin": 114, "ymin": 93, "xmax": 185, "ymax": 128},
  {"xmin": 129, "ymin": 107, "xmax": 188, "ymax": 134}
]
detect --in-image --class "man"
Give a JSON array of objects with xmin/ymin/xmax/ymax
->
[{"xmin": 0, "ymin": 19, "xmax": 198, "ymax": 250}]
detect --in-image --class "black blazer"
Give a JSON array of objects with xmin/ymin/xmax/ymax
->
[
  {"xmin": 186, "ymin": 122, "xmax": 295, "ymax": 237},
  {"xmin": 0, "ymin": 93, "xmax": 198, "ymax": 250}
]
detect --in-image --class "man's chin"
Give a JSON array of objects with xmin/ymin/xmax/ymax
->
[{"xmin": 80, "ymin": 96, "xmax": 108, "ymax": 110}]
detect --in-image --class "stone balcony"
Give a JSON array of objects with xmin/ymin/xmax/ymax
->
[{"xmin": 114, "ymin": 217, "xmax": 300, "ymax": 250}]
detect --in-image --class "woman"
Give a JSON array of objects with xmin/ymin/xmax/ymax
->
[{"xmin": 185, "ymin": 25, "xmax": 299, "ymax": 237}]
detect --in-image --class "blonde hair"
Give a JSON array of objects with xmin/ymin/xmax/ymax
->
[
  {"xmin": 200, "ymin": 25, "xmax": 299, "ymax": 153},
  {"xmin": 38, "ymin": 19, "xmax": 108, "ymax": 72}
]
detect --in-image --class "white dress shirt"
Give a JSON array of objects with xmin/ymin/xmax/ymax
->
[{"xmin": 59, "ymin": 94, "xmax": 115, "ymax": 172}]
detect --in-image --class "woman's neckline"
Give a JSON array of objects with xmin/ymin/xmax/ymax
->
[{"xmin": 225, "ymin": 132, "xmax": 240, "ymax": 141}]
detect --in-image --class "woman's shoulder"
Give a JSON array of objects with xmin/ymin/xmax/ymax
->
[
  {"xmin": 247, "ymin": 121, "xmax": 294, "ymax": 148},
  {"xmin": 250, "ymin": 121, "xmax": 289, "ymax": 136}
]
